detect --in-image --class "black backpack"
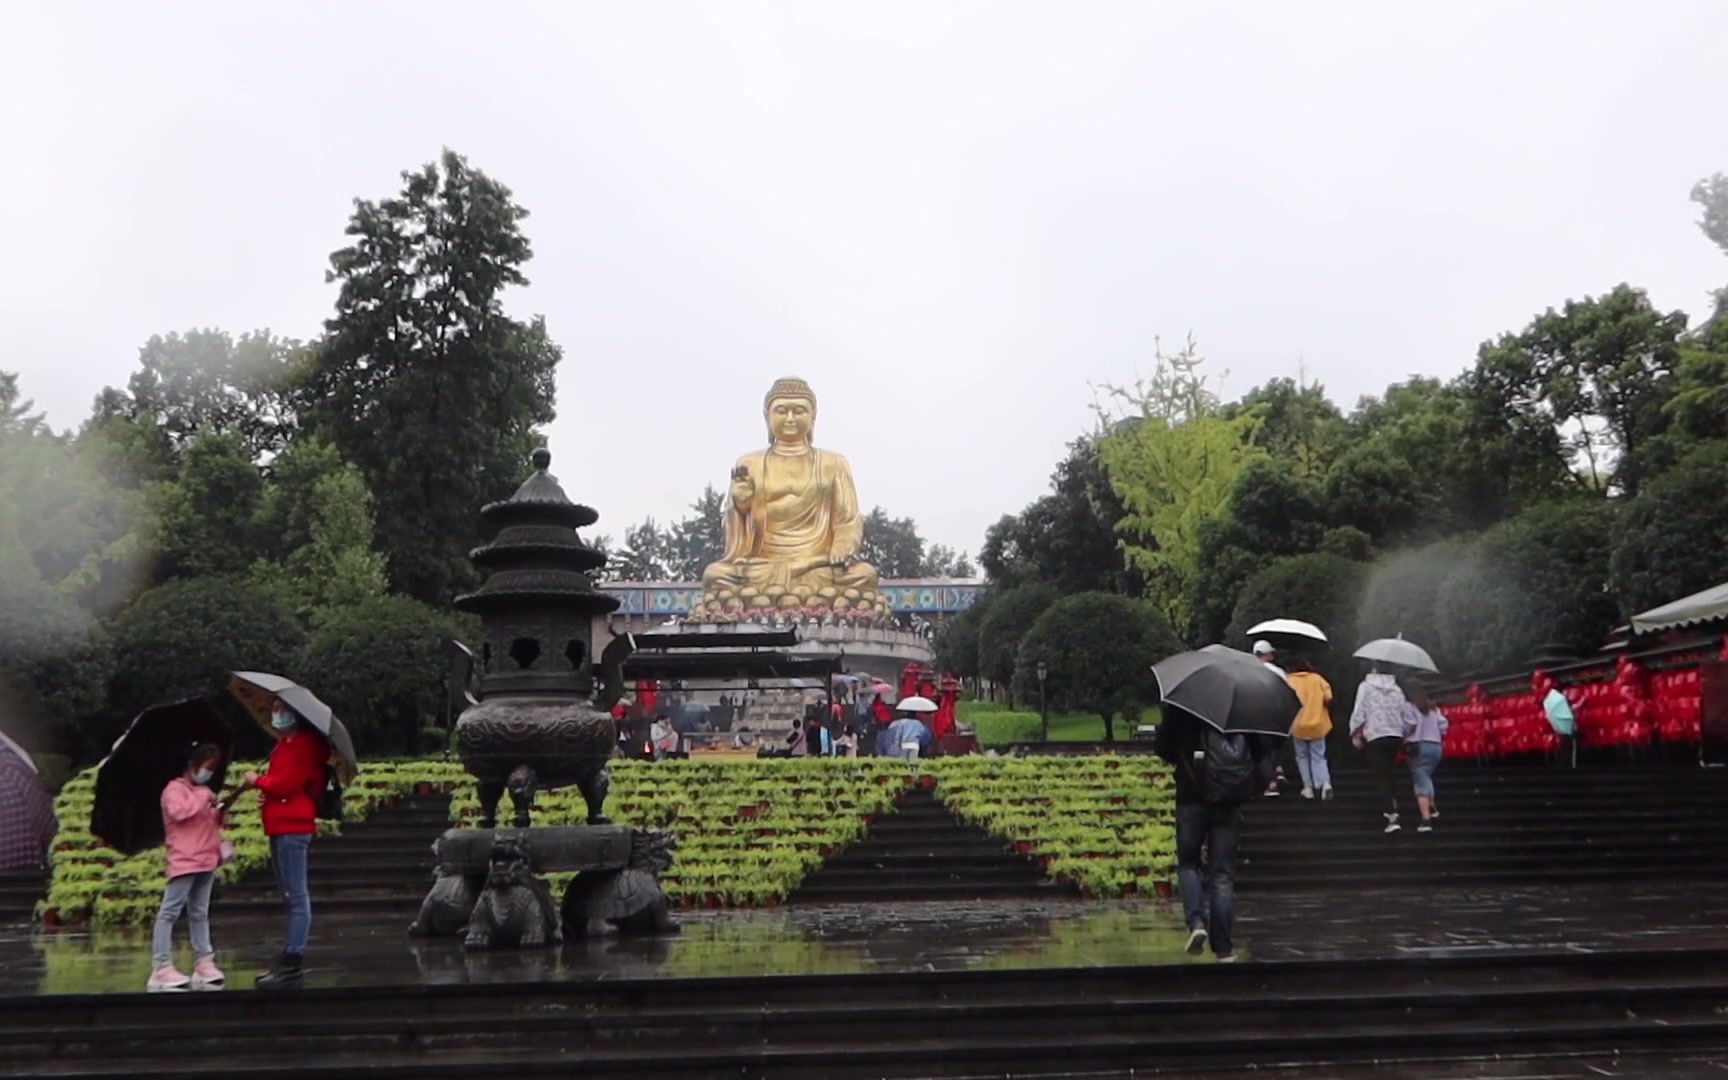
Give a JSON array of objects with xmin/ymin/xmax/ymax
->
[
  {"xmin": 315, "ymin": 763, "xmax": 345, "ymax": 821},
  {"xmin": 1200, "ymin": 728, "xmax": 1263, "ymax": 805}
]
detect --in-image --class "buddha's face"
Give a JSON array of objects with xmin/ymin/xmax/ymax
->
[{"xmin": 767, "ymin": 396, "xmax": 814, "ymax": 444}]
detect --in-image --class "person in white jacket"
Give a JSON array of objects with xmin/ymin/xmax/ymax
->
[{"xmin": 1350, "ymin": 668, "xmax": 1408, "ymax": 833}]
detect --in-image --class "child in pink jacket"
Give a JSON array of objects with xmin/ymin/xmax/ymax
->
[{"xmin": 147, "ymin": 743, "xmax": 227, "ymax": 991}]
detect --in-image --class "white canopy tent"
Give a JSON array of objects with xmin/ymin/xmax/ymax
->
[{"xmin": 1631, "ymin": 581, "xmax": 1728, "ymax": 634}]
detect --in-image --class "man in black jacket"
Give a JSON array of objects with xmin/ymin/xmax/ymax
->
[{"xmin": 1153, "ymin": 707, "xmax": 1274, "ymax": 963}]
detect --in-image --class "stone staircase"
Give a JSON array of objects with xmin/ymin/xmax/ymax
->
[
  {"xmin": 214, "ymin": 794, "xmax": 450, "ymax": 919},
  {"xmin": 788, "ymin": 786, "xmax": 1075, "ymax": 904},
  {"xmin": 1240, "ymin": 761, "xmax": 1728, "ymax": 891},
  {"xmin": 8, "ymin": 948, "xmax": 1728, "ymax": 1077},
  {"xmin": 0, "ymin": 869, "xmax": 45, "ymax": 925}
]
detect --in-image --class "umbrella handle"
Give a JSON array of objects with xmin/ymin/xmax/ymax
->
[{"xmin": 219, "ymin": 790, "xmax": 248, "ymax": 813}]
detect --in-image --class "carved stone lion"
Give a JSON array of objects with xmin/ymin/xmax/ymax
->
[{"xmin": 463, "ymin": 836, "xmax": 561, "ymax": 950}]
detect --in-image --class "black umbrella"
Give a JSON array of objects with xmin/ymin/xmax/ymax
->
[
  {"xmin": 1153, "ymin": 648, "xmax": 1300, "ymax": 737},
  {"xmin": 91, "ymin": 698, "xmax": 235, "ymax": 855}
]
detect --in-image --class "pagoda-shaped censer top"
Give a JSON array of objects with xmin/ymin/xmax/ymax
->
[{"xmin": 456, "ymin": 447, "xmax": 618, "ymax": 700}]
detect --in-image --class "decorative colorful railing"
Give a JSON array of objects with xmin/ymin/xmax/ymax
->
[{"xmin": 1437, "ymin": 637, "xmax": 1725, "ymax": 759}]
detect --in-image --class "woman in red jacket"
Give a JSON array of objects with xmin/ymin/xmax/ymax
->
[{"xmin": 242, "ymin": 703, "xmax": 326, "ymax": 990}]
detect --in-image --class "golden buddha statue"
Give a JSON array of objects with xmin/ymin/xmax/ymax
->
[{"xmin": 692, "ymin": 377, "xmax": 885, "ymax": 623}]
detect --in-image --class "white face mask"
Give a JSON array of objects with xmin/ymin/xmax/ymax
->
[
  {"xmin": 270, "ymin": 710, "xmax": 295, "ymax": 731},
  {"xmin": 192, "ymin": 768, "xmax": 214, "ymax": 785}
]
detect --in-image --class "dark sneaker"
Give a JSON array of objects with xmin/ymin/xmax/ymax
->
[
  {"xmin": 1186, "ymin": 927, "xmax": 1208, "ymax": 956},
  {"xmin": 255, "ymin": 952, "xmax": 304, "ymax": 991},
  {"xmin": 1417, "ymin": 821, "xmax": 1433, "ymax": 833}
]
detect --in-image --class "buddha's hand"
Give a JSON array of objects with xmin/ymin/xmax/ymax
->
[{"xmin": 729, "ymin": 465, "xmax": 755, "ymax": 506}]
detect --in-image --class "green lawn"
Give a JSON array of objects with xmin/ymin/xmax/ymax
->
[{"xmin": 957, "ymin": 701, "xmax": 1161, "ymax": 744}]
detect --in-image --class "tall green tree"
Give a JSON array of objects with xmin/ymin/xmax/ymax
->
[
  {"xmin": 666, "ymin": 486, "xmax": 727, "ymax": 581},
  {"xmin": 92, "ymin": 330, "xmax": 300, "ymax": 463},
  {"xmin": 1014, "ymin": 592, "xmax": 1183, "ymax": 740},
  {"xmin": 858, "ymin": 509, "xmax": 928, "ymax": 579},
  {"xmin": 298, "ymin": 595, "xmax": 479, "ymax": 755},
  {"xmin": 297, "ymin": 150, "xmax": 560, "ymax": 604},
  {"xmin": 980, "ymin": 437, "xmax": 1141, "ymax": 595},
  {"xmin": 0, "ymin": 503, "xmax": 111, "ymax": 751},
  {"xmin": 1226, "ymin": 552, "xmax": 1369, "ymax": 707},
  {"xmin": 610, "ymin": 518, "xmax": 674, "ymax": 582},
  {"xmin": 104, "ymin": 575, "xmax": 303, "ymax": 760},
  {"xmin": 145, "ymin": 433, "xmax": 264, "ymax": 581},
  {"xmin": 1190, "ymin": 459, "xmax": 1330, "ymax": 642},
  {"xmin": 1610, "ymin": 441, "xmax": 1728, "ymax": 618},
  {"xmin": 1434, "ymin": 500, "xmax": 1622, "ymax": 673},
  {"xmin": 976, "ymin": 583, "xmax": 1057, "ymax": 706},
  {"xmin": 0, "ymin": 371, "xmax": 46, "ymax": 440},
  {"xmin": 1226, "ymin": 375, "xmax": 1349, "ymax": 479},
  {"xmin": 1474, "ymin": 285, "xmax": 1687, "ymax": 495}
]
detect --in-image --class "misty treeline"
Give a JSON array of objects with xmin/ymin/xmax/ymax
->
[
  {"xmin": 940, "ymin": 174, "xmax": 1728, "ymax": 716},
  {"xmin": 0, "ymin": 150, "xmax": 961, "ymax": 768},
  {"xmin": 598, "ymin": 489, "xmax": 972, "ymax": 584}
]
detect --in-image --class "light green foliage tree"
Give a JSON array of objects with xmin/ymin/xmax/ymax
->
[
  {"xmin": 297, "ymin": 149, "xmax": 560, "ymax": 605},
  {"xmin": 252, "ymin": 438, "xmax": 388, "ymax": 624},
  {"xmin": 1095, "ymin": 337, "xmax": 1267, "ymax": 636},
  {"xmin": 1013, "ymin": 592, "xmax": 1184, "ymax": 740},
  {"xmin": 298, "ymin": 595, "xmax": 479, "ymax": 755},
  {"xmin": 976, "ymin": 583, "xmax": 1058, "ymax": 706}
]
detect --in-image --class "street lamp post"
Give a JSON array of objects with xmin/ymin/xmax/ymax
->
[{"xmin": 1036, "ymin": 661, "xmax": 1049, "ymax": 741}]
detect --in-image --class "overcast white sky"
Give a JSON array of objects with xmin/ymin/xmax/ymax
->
[{"xmin": 3, "ymin": 2, "xmax": 1724, "ymax": 556}]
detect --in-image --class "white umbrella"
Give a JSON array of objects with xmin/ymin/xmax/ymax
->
[
  {"xmin": 1246, "ymin": 619, "xmax": 1328, "ymax": 643},
  {"xmin": 1353, "ymin": 637, "xmax": 1438, "ymax": 674},
  {"xmin": 897, "ymin": 695, "xmax": 938, "ymax": 713}
]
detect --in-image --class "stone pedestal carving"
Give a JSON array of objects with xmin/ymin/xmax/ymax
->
[{"xmin": 412, "ymin": 825, "xmax": 677, "ymax": 949}]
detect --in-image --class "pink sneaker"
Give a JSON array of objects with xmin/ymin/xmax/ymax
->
[
  {"xmin": 191, "ymin": 958, "xmax": 225, "ymax": 987},
  {"xmin": 147, "ymin": 964, "xmax": 191, "ymax": 992}
]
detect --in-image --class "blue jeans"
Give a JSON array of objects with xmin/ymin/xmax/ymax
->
[
  {"xmin": 1293, "ymin": 737, "xmax": 1330, "ymax": 791},
  {"xmin": 151, "ymin": 871, "xmax": 214, "ymax": 967},
  {"xmin": 270, "ymin": 834, "xmax": 312, "ymax": 956},
  {"xmin": 1176, "ymin": 802, "xmax": 1241, "ymax": 957},
  {"xmin": 1408, "ymin": 740, "xmax": 1443, "ymax": 799}
]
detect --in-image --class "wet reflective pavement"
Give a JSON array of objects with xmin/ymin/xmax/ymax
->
[{"xmin": 11, "ymin": 880, "xmax": 1728, "ymax": 997}]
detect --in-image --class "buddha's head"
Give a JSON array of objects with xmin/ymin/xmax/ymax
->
[{"xmin": 764, "ymin": 377, "xmax": 816, "ymax": 447}]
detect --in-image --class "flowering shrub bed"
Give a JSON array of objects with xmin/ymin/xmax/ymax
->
[
  {"xmin": 41, "ymin": 760, "xmax": 463, "ymax": 928},
  {"xmin": 934, "ymin": 756, "xmax": 1176, "ymax": 898},
  {"xmin": 41, "ymin": 755, "xmax": 1178, "ymax": 925}
]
